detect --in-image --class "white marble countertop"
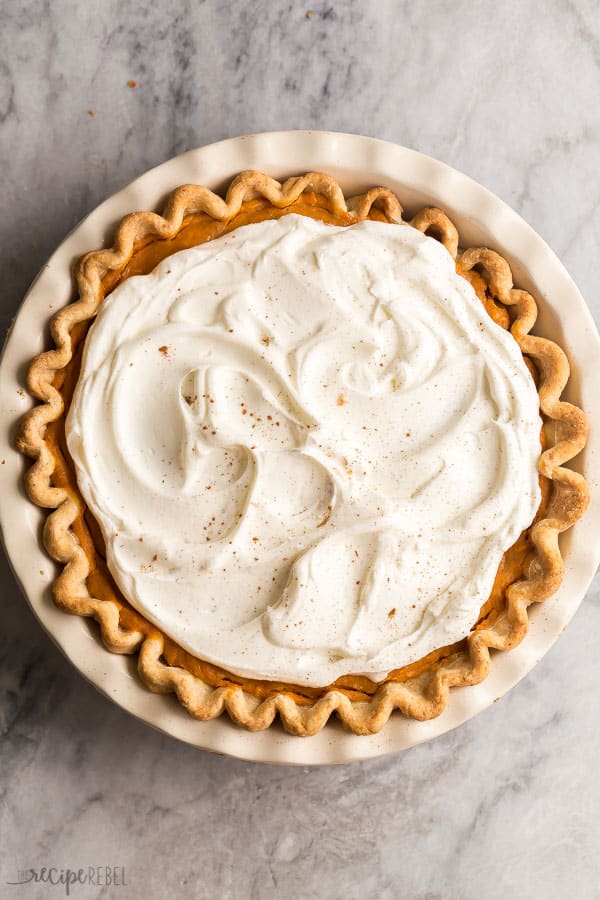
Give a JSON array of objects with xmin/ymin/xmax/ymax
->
[{"xmin": 1, "ymin": 2, "xmax": 599, "ymax": 898}]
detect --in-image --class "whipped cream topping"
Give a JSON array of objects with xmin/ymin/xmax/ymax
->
[{"xmin": 67, "ymin": 215, "xmax": 542, "ymax": 687}]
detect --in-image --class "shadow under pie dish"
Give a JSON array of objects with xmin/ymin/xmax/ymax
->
[{"xmin": 16, "ymin": 171, "xmax": 589, "ymax": 736}]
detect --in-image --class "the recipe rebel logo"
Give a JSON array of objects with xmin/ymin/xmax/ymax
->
[{"xmin": 6, "ymin": 866, "xmax": 127, "ymax": 895}]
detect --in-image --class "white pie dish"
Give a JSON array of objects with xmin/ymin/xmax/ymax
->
[{"xmin": 1, "ymin": 130, "xmax": 599, "ymax": 764}]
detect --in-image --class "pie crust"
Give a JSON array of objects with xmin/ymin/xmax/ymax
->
[{"xmin": 17, "ymin": 172, "xmax": 589, "ymax": 735}]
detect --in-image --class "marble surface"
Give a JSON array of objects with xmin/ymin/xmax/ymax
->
[{"xmin": 1, "ymin": 1, "xmax": 599, "ymax": 898}]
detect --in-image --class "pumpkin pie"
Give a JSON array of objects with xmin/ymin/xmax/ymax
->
[{"xmin": 17, "ymin": 172, "xmax": 589, "ymax": 735}]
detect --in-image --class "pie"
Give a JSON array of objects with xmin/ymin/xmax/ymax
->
[{"xmin": 17, "ymin": 171, "xmax": 589, "ymax": 735}]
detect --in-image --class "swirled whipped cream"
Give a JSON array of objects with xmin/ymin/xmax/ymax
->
[{"xmin": 67, "ymin": 214, "xmax": 541, "ymax": 686}]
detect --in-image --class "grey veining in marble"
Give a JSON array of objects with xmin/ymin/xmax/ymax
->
[{"xmin": 1, "ymin": 1, "xmax": 599, "ymax": 898}]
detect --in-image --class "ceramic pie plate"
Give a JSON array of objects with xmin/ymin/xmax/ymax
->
[{"xmin": 1, "ymin": 131, "xmax": 599, "ymax": 765}]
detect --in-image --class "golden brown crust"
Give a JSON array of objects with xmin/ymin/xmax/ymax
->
[{"xmin": 16, "ymin": 171, "xmax": 589, "ymax": 735}]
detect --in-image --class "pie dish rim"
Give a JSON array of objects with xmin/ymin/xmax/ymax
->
[{"xmin": 2, "ymin": 135, "xmax": 596, "ymax": 768}]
